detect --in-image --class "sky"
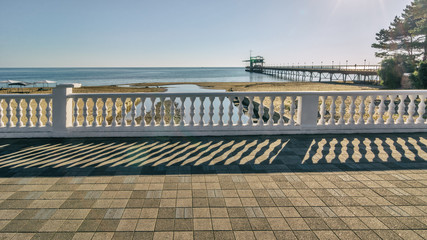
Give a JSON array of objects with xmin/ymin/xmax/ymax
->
[{"xmin": 0, "ymin": 0, "xmax": 413, "ymax": 67}]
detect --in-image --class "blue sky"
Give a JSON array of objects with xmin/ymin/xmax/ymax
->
[{"xmin": 0, "ymin": 0, "xmax": 413, "ymax": 67}]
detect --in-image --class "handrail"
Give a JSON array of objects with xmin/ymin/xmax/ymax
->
[{"xmin": 70, "ymin": 90, "xmax": 426, "ymax": 98}]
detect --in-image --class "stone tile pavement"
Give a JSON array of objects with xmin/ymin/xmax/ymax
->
[{"xmin": 0, "ymin": 133, "xmax": 426, "ymax": 239}]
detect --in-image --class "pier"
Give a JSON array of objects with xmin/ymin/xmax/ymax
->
[{"xmin": 244, "ymin": 58, "xmax": 380, "ymax": 83}]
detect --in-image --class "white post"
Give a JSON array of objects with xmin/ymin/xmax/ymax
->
[
  {"xmin": 52, "ymin": 84, "xmax": 81, "ymax": 133},
  {"xmin": 297, "ymin": 95, "xmax": 318, "ymax": 129}
]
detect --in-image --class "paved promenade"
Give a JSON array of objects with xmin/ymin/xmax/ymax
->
[{"xmin": 0, "ymin": 133, "xmax": 426, "ymax": 239}]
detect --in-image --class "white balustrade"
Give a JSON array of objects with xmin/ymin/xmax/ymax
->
[
  {"xmin": 0, "ymin": 94, "xmax": 52, "ymax": 132},
  {"xmin": 0, "ymin": 85, "xmax": 426, "ymax": 138}
]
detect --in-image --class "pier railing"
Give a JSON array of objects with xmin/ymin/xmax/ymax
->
[
  {"xmin": 264, "ymin": 65, "xmax": 380, "ymax": 72},
  {"xmin": 0, "ymin": 84, "xmax": 426, "ymax": 138}
]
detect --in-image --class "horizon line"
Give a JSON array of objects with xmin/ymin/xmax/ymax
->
[{"xmin": 0, "ymin": 66, "xmax": 245, "ymax": 69}]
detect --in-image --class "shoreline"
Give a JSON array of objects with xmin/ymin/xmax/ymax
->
[{"xmin": 0, "ymin": 81, "xmax": 383, "ymax": 94}]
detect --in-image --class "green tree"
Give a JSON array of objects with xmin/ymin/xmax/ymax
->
[
  {"xmin": 378, "ymin": 58, "xmax": 402, "ymax": 88},
  {"xmin": 372, "ymin": 0, "xmax": 427, "ymax": 61},
  {"xmin": 404, "ymin": 0, "xmax": 427, "ymax": 60},
  {"xmin": 411, "ymin": 61, "xmax": 427, "ymax": 88}
]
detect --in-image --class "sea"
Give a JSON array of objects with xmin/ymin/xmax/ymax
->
[{"xmin": 0, "ymin": 67, "xmax": 285, "ymax": 87}]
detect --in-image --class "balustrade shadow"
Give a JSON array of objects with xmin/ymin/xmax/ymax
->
[{"xmin": 0, "ymin": 133, "xmax": 426, "ymax": 177}]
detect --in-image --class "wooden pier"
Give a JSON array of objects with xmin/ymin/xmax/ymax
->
[{"xmin": 244, "ymin": 57, "xmax": 380, "ymax": 83}]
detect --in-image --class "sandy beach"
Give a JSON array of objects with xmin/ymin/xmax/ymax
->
[{"xmin": 0, "ymin": 81, "xmax": 382, "ymax": 94}]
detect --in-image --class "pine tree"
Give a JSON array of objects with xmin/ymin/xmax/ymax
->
[{"xmin": 372, "ymin": 0, "xmax": 427, "ymax": 61}]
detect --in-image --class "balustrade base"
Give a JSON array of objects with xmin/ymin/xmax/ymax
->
[{"xmin": 1, "ymin": 125, "xmax": 426, "ymax": 138}]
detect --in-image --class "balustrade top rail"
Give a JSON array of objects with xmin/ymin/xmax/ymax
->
[
  {"xmin": 70, "ymin": 89, "xmax": 424, "ymax": 98},
  {"xmin": 0, "ymin": 94, "xmax": 51, "ymax": 99}
]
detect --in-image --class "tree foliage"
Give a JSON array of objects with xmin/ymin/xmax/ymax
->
[
  {"xmin": 378, "ymin": 58, "xmax": 402, "ymax": 89},
  {"xmin": 372, "ymin": 0, "xmax": 427, "ymax": 61},
  {"xmin": 410, "ymin": 61, "xmax": 427, "ymax": 88}
]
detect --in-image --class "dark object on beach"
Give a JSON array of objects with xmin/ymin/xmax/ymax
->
[{"xmin": 8, "ymin": 82, "xmax": 29, "ymax": 87}]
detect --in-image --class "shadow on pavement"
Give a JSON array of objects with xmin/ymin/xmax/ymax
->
[{"xmin": 0, "ymin": 133, "xmax": 426, "ymax": 177}]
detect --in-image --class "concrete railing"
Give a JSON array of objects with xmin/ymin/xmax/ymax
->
[{"xmin": 0, "ymin": 84, "xmax": 426, "ymax": 138}]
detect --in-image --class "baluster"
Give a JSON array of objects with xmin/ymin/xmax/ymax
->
[
  {"xmin": 277, "ymin": 96, "xmax": 285, "ymax": 125},
  {"xmin": 169, "ymin": 97, "xmax": 175, "ymax": 126},
  {"xmin": 130, "ymin": 98, "xmax": 136, "ymax": 127},
  {"xmin": 267, "ymin": 96, "xmax": 274, "ymax": 126},
  {"xmin": 258, "ymin": 96, "xmax": 265, "ymax": 126},
  {"xmin": 386, "ymin": 95, "xmax": 396, "ymax": 124},
  {"xmin": 289, "ymin": 96, "xmax": 295, "ymax": 125},
  {"xmin": 337, "ymin": 96, "xmax": 346, "ymax": 125},
  {"xmin": 319, "ymin": 96, "xmax": 326, "ymax": 125},
  {"xmin": 199, "ymin": 97, "xmax": 205, "ymax": 126},
  {"xmin": 416, "ymin": 95, "xmax": 425, "ymax": 124},
  {"xmin": 140, "ymin": 97, "xmax": 146, "ymax": 127},
  {"xmin": 248, "ymin": 96, "xmax": 254, "ymax": 126},
  {"xmin": 0, "ymin": 100, "xmax": 4, "ymax": 127},
  {"xmin": 366, "ymin": 95, "xmax": 376, "ymax": 125},
  {"xmin": 26, "ymin": 99, "xmax": 33, "ymax": 127},
  {"xmin": 159, "ymin": 97, "xmax": 165, "ymax": 126},
  {"xmin": 328, "ymin": 96, "xmax": 336, "ymax": 125},
  {"xmin": 46, "ymin": 99, "xmax": 52, "ymax": 127},
  {"xmin": 150, "ymin": 97, "xmax": 156, "ymax": 126},
  {"xmin": 227, "ymin": 96, "xmax": 233, "ymax": 126},
  {"xmin": 208, "ymin": 97, "xmax": 214, "ymax": 126},
  {"xmin": 16, "ymin": 99, "xmax": 23, "ymax": 127},
  {"xmin": 92, "ymin": 98, "xmax": 99, "ymax": 127},
  {"xmin": 376, "ymin": 95, "xmax": 386, "ymax": 124},
  {"xmin": 218, "ymin": 96, "xmax": 225, "ymax": 126},
  {"xmin": 396, "ymin": 95, "xmax": 405, "ymax": 124},
  {"xmin": 121, "ymin": 98, "xmax": 127, "ymax": 126},
  {"xmin": 406, "ymin": 95, "xmax": 416, "ymax": 124},
  {"xmin": 6, "ymin": 99, "xmax": 13, "ymax": 127},
  {"xmin": 366, "ymin": 95, "xmax": 376, "ymax": 124},
  {"xmin": 102, "ymin": 98, "xmax": 108, "ymax": 127},
  {"xmin": 189, "ymin": 97, "xmax": 195, "ymax": 126},
  {"xmin": 111, "ymin": 98, "xmax": 117, "ymax": 127},
  {"xmin": 237, "ymin": 96, "xmax": 243, "ymax": 126},
  {"xmin": 179, "ymin": 97, "xmax": 185, "ymax": 126},
  {"xmin": 73, "ymin": 98, "xmax": 79, "ymax": 127},
  {"xmin": 82, "ymin": 98, "xmax": 89, "ymax": 127},
  {"xmin": 348, "ymin": 96, "xmax": 356, "ymax": 125},
  {"xmin": 357, "ymin": 96, "xmax": 366, "ymax": 125}
]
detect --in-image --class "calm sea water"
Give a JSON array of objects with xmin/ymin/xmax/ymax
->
[{"xmin": 0, "ymin": 67, "xmax": 285, "ymax": 86}]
